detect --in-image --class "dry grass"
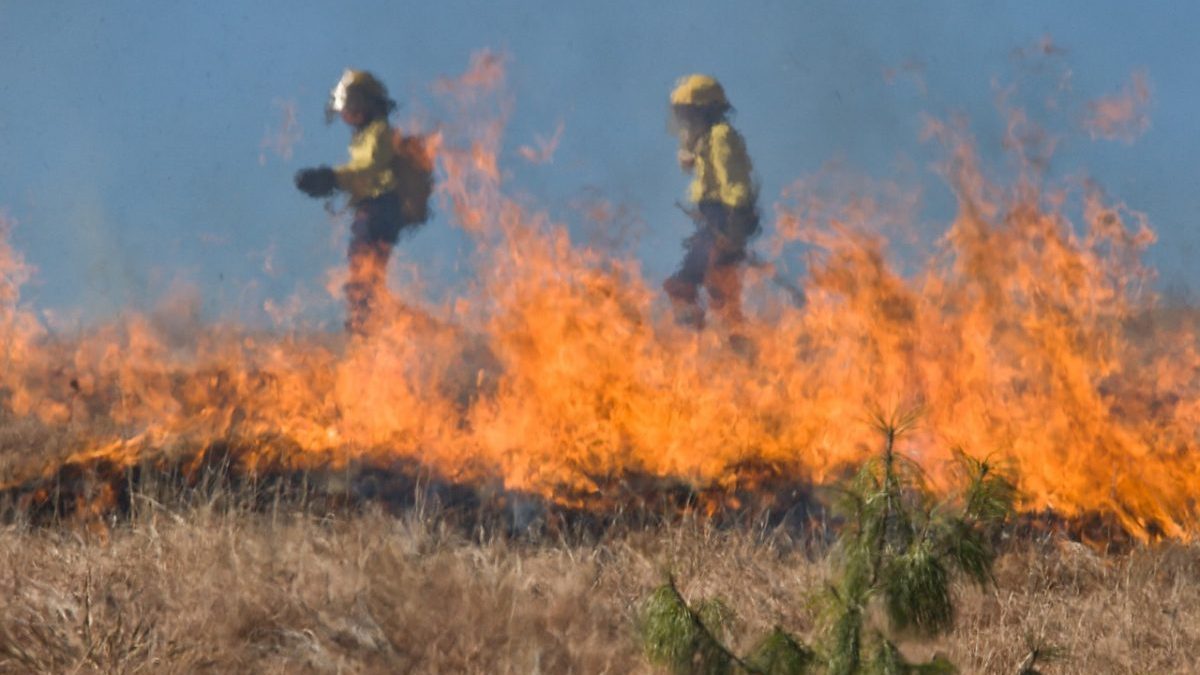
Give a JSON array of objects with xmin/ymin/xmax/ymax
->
[{"xmin": 0, "ymin": 494, "xmax": 1195, "ymax": 674}]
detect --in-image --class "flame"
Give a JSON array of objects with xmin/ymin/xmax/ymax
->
[{"xmin": 1, "ymin": 52, "xmax": 1197, "ymax": 541}]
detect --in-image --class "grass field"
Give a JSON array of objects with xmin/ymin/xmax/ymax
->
[{"xmin": 0, "ymin": 483, "xmax": 1196, "ymax": 674}]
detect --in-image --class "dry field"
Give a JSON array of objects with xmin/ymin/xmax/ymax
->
[{"xmin": 0, "ymin": 483, "xmax": 1196, "ymax": 674}]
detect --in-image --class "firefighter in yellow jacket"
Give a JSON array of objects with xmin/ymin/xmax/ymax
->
[
  {"xmin": 664, "ymin": 74, "xmax": 760, "ymax": 328},
  {"xmin": 295, "ymin": 69, "xmax": 406, "ymax": 335}
]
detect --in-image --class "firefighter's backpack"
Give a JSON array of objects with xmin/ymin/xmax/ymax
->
[{"xmin": 391, "ymin": 131, "xmax": 435, "ymax": 225}]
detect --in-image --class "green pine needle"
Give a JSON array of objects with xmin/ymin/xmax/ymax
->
[
  {"xmin": 909, "ymin": 653, "xmax": 958, "ymax": 674},
  {"xmin": 954, "ymin": 449, "xmax": 1017, "ymax": 525},
  {"xmin": 868, "ymin": 638, "xmax": 908, "ymax": 675},
  {"xmin": 866, "ymin": 639, "xmax": 958, "ymax": 675},
  {"xmin": 936, "ymin": 518, "xmax": 995, "ymax": 587},
  {"xmin": 744, "ymin": 627, "xmax": 817, "ymax": 675},
  {"xmin": 639, "ymin": 578, "xmax": 738, "ymax": 675},
  {"xmin": 882, "ymin": 540, "xmax": 954, "ymax": 636},
  {"xmin": 641, "ymin": 582, "xmax": 703, "ymax": 672},
  {"xmin": 696, "ymin": 597, "xmax": 736, "ymax": 642},
  {"xmin": 827, "ymin": 604, "xmax": 863, "ymax": 675}
]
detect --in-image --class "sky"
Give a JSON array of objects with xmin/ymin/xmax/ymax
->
[{"xmin": 1, "ymin": 1, "xmax": 1197, "ymax": 327}]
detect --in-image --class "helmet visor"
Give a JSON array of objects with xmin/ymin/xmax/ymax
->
[{"xmin": 325, "ymin": 71, "xmax": 355, "ymax": 124}]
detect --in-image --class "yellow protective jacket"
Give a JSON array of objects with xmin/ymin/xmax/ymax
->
[
  {"xmin": 334, "ymin": 119, "xmax": 399, "ymax": 205},
  {"xmin": 687, "ymin": 121, "xmax": 755, "ymax": 209}
]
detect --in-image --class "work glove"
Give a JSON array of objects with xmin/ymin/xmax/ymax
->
[
  {"xmin": 295, "ymin": 166, "xmax": 338, "ymax": 198},
  {"xmin": 677, "ymin": 149, "xmax": 697, "ymax": 172}
]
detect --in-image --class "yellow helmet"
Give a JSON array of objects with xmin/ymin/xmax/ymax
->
[
  {"xmin": 326, "ymin": 69, "xmax": 393, "ymax": 123},
  {"xmin": 670, "ymin": 74, "xmax": 729, "ymax": 108}
]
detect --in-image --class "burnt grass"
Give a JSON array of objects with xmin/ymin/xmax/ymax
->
[
  {"xmin": 0, "ymin": 433, "xmax": 1159, "ymax": 555},
  {"xmin": 0, "ymin": 436, "xmax": 824, "ymax": 543}
]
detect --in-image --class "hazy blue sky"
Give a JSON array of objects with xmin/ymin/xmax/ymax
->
[{"xmin": 1, "ymin": 1, "xmax": 1196, "ymax": 326}]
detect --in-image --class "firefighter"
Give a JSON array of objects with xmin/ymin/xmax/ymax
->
[
  {"xmin": 664, "ymin": 74, "xmax": 760, "ymax": 329},
  {"xmin": 295, "ymin": 69, "xmax": 407, "ymax": 335}
]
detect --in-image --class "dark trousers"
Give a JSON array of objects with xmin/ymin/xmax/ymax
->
[
  {"xmin": 663, "ymin": 201, "xmax": 758, "ymax": 327},
  {"xmin": 344, "ymin": 195, "xmax": 405, "ymax": 335}
]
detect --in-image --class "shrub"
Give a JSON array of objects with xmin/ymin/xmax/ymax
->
[{"xmin": 639, "ymin": 407, "xmax": 1017, "ymax": 674}]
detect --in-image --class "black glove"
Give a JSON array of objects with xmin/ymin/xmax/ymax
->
[{"xmin": 295, "ymin": 166, "xmax": 338, "ymax": 198}]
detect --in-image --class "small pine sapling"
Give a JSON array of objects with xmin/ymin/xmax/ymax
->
[
  {"xmin": 638, "ymin": 407, "xmax": 1016, "ymax": 675},
  {"xmin": 824, "ymin": 407, "xmax": 1017, "ymax": 674}
]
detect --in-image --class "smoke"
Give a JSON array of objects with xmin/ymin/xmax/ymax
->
[
  {"xmin": 1084, "ymin": 70, "xmax": 1152, "ymax": 143},
  {"xmin": 0, "ymin": 212, "xmax": 33, "ymax": 310},
  {"xmin": 518, "ymin": 120, "xmax": 565, "ymax": 164},
  {"xmin": 882, "ymin": 59, "xmax": 928, "ymax": 96},
  {"xmin": 258, "ymin": 98, "xmax": 303, "ymax": 166}
]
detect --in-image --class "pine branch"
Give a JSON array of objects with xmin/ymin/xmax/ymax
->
[
  {"xmin": 827, "ymin": 600, "xmax": 863, "ymax": 675},
  {"xmin": 882, "ymin": 538, "xmax": 953, "ymax": 635},
  {"xmin": 744, "ymin": 627, "xmax": 817, "ymax": 675},
  {"xmin": 640, "ymin": 575, "xmax": 747, "ymax": 674},
  {"xmin": 641, "ymin": 575, "xmax": 816, "ymax": 675},
  {"xmin": 640, "ymin": 406, "xmax": 1020, "ymax": 675}
]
